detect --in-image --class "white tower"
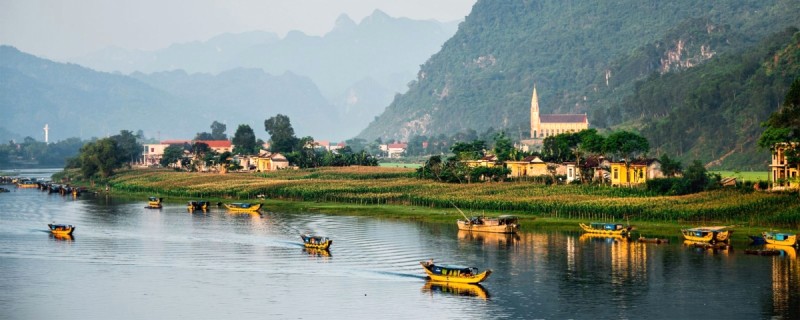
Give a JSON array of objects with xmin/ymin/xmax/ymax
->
[{"xmin": 44, "ymin": 124, "xmax": 49, "ymax": 143}]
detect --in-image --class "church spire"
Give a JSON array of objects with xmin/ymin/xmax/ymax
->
[{"xmin": 530, "ymin": 84, "xmax": 540, "ymax": 138}]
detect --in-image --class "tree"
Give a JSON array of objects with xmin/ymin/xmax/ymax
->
[
  {"xmin": 110, "ymin": 130, "xmax": 142, "ymax": 166},
  {"xmin": 211, "ymin": 121, "xmax": 227, "ymax": 140},
  {"xmin": 160, "ymin": 145, "xmax": 185, "ymax": 168},
  {"xmin": 492, "ymin": 132, "xmax": 514, "ymax": 162},
  {"xmin": 232, "ymin": 124, "xmax": 258, "ymax": 154},
  {"xmin": 78, "ymin": 138, "xmax": 121, "ymax": 178},
  {"xmin": 451, "ymin": 140, "xmax": 485, "ymax": 160},
  {"xmin": 604, "ymin": 130, "xmax": 650, "ymax": 162},
  {"xmin": 264, "ymin": 114, "xmax": 299, "ymax": 153},
  {"xmin": 659, "ymin": 154, "xmax": 683, "ymax": 177}
]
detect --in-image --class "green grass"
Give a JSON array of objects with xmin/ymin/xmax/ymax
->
[
  {"xmin": 711, "ymin": 171, "xmax": 769, "ymax": 182},
  {"xmin": 379, "ymin": 162, "xmax": 422, "ymax": 168}
]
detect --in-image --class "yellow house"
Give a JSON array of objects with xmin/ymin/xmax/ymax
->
[
  {"xmin": 256, "ymin": 152, "xmax": 289, "ymax": 172},
  {"xmin": 463, "ymin": 155, "xmax": 499, "ymax": 168},
  {"xmin": 610, "ymin": 161, "xmax": 648, "ymax": 187},
  {"xmin": 506, "ymin": 156, "xmax": 549, "ymax": 178},
  {"xmin": 770, "ymin": 143, "xmax": 799, "ymax": 190}
]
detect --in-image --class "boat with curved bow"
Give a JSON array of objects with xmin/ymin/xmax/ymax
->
[
  {"xmin": 681, "ymin": 226, "xmax": 733, "ymax": 243},
  {"xmin": 48, "ymin": 223, "xmax": 75, "ymax": 236},
  {"xmin": 762, "ymin": 232, "xmax": 797, "ymax": 247},
  {"xmin": 224, "ymin": 202, "xmax": 261, "ymax": 212},
  {"xmin": 579, "ymin": 222, "xmax": 633, "ymax": 236},
  {"xmin": 301, "ymin": 234, "xmax": 332, "ymax": 250},
  {"xmin": 420, "ymin": 260, "xmax": 491, "ymax": 284}
]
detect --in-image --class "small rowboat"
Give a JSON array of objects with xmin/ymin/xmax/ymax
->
[
  {"xmin": 420, "ymin": 260, "xmax": 491, "ymax": 284},
  {"xmin": 187, "ymin": 200, "xmax": 210, "ymax": 211},
  {"xmin": 301, "ymin": 234, "xmax": 332, "ymax": 250},
  {"xmin": 457, "ymin": 215, "xmax": 519, "ymax": 234},
  {"xmin": 48, "ymin": 223, "xmax": 75, "ymax": 236},
  {"xmin": 224, "ymin": 202, "xmax": 262, "ymax": 212},
  {"xmin": 681, "ymin": 226, "xmax": 733, "ymax": 243},
  {"xmin": 146, "ymin": 196, "xmax": 163, "ymax": 209},
  {"xmin": 638, "ymin": 236, "xmax": 670, "ymax": 244},
  {"xmin": 762, "ymin": 232, "xmax": 797, "ymax": 247},
  {"xmin": 579, "ymin": 222, "xmax": 632, "ymax": 236}
]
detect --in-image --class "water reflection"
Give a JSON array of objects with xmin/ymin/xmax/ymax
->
[
  {"xmin": 50, "ymin": 234, "xmax": 74, "ymax": 241},
  {"xmin": 421, "ymin": 281, "xmax": 490, "ymax": 300},
  {"xmin": 457, "ymin": 230, "xmax": 520, "ymax": 248},
  {"xmin": 683, "ymin": 240, "xmax": 733, "ymax": 255},
  {"xmin": 303, "ymin": 248, "xmax": 331, "ymax": 258}
]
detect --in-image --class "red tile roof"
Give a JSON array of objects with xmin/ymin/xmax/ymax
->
[
  {"xmin": 540, "ymin": 114, "xmax": 587, "ymax": 123},
  {"xmin": 195, "ymin": 140, "xmax": 232, "ymax": 148},
  {"xmin": 388, "ymin": 143, "xmax": 407, "ymax": 149}
]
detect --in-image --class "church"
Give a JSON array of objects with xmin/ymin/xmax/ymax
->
[{"xmin": 529, "ymin": 86, "xmax": 588, "ymax": 139}]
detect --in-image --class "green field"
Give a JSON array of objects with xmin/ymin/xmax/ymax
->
[
  {"xmin": 54, "ymin": 166, "xmax": 800, "ymax": 234},
  {"xmin": 710, "ymin": 171, "xmax": 769, "ymax": 182}
]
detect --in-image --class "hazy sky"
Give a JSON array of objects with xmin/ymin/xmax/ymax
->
[{"xmin": 0, "ymin": 0, "xmax": 476, "ymax": 61}]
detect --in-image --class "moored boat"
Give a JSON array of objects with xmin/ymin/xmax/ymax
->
[
  {"xmin": 762, "ymin": 232, "xmax": 797, "ymax": 247},
  {"xmin": 187, "ymin": 200, "xmax": 210, "ymax": 211},
  {"xmin": 48, "ymin": 223, "xmax": 75, "ymax": 236},
  {"xmin": 637, "ymin": 236, "xmax": 670, "ymax": 244},
  {"xmin": 419, "ymin": 260, "xmax": 491, "ymax": 284},
  {"xmin": 146, "ymin": 196, "xmax": 163, "ymax": 208},
  {"xmin": 301, "ymin": 234, "xmax": 332, "ymax": 250},
  {"xmin": 17, "ymin": 179, "xmax": 38, "ymax": 188},
  {"xmin": 457, "ymin": 215, "xmax": 519, "ymax": 234},
  {"xmin": 680, "ymin": 226, "xmax": 733, "ymax": 243},
  {"xmin": 579, "ymin": 222, "xmax": 633, "ymax": 236},
  {"xmin": 224, "ymin": 202, "xmax": 261, "ymax": 212}
]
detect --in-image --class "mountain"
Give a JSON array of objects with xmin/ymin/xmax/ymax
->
[
  {"xmin": 0, "ymin": 46, "xmax": 340, "ymax": 141},
  {"xmin": 130, "ymin": 69, "xmax": 338, "ymax": 139},
  {"xmin": 358, "ymin": 0, "xmax": 800, "ymax": 168},
  {"xmin": 72, "ymin": 10, "xmax": 459, "ymax": 142}
]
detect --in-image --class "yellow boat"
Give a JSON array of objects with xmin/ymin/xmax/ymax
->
[
  {"xmin": 681, "ymin": 226, "xmax": 733, "ymax": 243},
  {"xmin": 48, "ymin": 223, "xmax": 75, "ymax": 236},
  {"xmin": 420, "ymin": 260, "xmax": 491, "ymax": 284},
  {"xmin": 17, "ymin": 180, "xmax": 38, "ymax": 188},
  {"xmin": 301, "ymin": 234, "xmax": 332, "ymax": 250},
  {"xmin": 579, "ymin": 222, "xmax": 632, "ymax": 236},
  {"xmin": 224, "ymin": 202, "xmax": 262, "ymax": 212},
  {"xmin": 421, "ymin": 281, "xmax": 489, "ymax": 300},
  {"xmin": 146, "ymin": 196, "xmax": 163, "ymax": 209},
  {"xmin": 762, "ymin": 232, "xmax": 797, "ymax": 247},
  {"xmin": 457, "ymin": 215, "xmax": 519, "ymax": 233}
]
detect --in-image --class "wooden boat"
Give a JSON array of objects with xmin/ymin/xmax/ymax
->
[
  {"xmin": 762, "ymin": 232, "xmax": 797, "ymax": 247},
  {"xmin": 579, "ymin": 222, "xmax": 633, "ymax": 236},
  {"xmin": 0, "ymin": 187, "xmax": 9, "ymax": 193},
  {"xmin": 146, "ymin": 196, "xmax": 163, "ymax": 208},
  {"xmin": 48, "ymin": 223, "xmax": 75, "ymax": 236},
  {"xmin": 680, "ymin": 226, "xmax": 733, "ymax": 243},
  {"xmin": 301, "ymin": 234, "xmax": 332, "ymax": 250},
  {"xmin": 17, "ymin": 180, "xmax": 38, "ymax": 188},
  {"xmin": 224, "ymin": 202, "xmax": 261, "ymax": 212},
  {"xmin": 187, "ymin": 200, "xmax": 210, "ymax": 211},
  {"xmin": 748, "ymin": 235, "xmax": 766, "ymax": 244},
  {"xmin": 637, "ymin": 236, "xmax": 670, "ymax": 244},
  {"xmin": 419, "ymin": 260, "xmax": 491, "ymax": 284},
  {"xmin": 421, "ymin": 281, "xmax": 489, "ymax": 300},
  {"xmin": 457, "ymin": 215, "xmax": 519, "ymax": 233}
]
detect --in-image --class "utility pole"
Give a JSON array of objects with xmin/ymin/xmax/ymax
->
[{"xmin": 43, "ymin": 124, "xmax": 49, "ymax": 143}]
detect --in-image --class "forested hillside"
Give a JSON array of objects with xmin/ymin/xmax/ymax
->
[{"xmin": 359, "ymin": 0, "xmax": 799, "ymax": 169}]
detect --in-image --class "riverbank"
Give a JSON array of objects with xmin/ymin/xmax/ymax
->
[{"xmin": 54, "ymin": 167, "xmax": 800, "ymax": 239}]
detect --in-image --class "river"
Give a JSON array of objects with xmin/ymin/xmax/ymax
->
[{"xmin": 1, "ymin": 169, "xmax": 798, "ymax": 319}]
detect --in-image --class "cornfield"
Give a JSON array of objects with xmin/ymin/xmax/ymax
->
[{"xmin": 107, "ymin": 168, "xmax": 800, "ymax": 227}]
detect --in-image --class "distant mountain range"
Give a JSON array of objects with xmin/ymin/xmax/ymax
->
[
  {"xmin": 1, "ymin": 10, "xmax": 461, "ymax": 142},
  {"xmin": 0, "ymin": 46, "xmax": 334, "ymax": 141}
]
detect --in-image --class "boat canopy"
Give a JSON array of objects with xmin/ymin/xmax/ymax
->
[
  {"xmin": 590, "ymin": 222, "xmax": 624, "ymax": 230},
  {"xmin": 684, "ymin": 226, "xmax": 730, "ymax": 232},
  {"xmin": 430, "ymin": 264, "xmax": 478, "ymax": 276},
  {"xmin": 149, "ymin": 196, "xmax": 160, "ymax": 201}
]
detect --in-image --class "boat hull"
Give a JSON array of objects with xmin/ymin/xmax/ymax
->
[
  {"xmin": 579, "ymin": 223, "xmax": 631, "ymax": 236},
  {"xmin": 224, "ymin": 203, "xmax": 262, "ymax": 212},
  {"xmin": 763, "ymin": 232, "xmax": 797, "ymax": 247},
  {"xmin": 681, "ymin": 228, "xmax": 732, "ymax": 243},
  {"xmin": 303, "ymin": 240, "xmax": 332, "ymax": 250},
  {"xmin": 420, "ymin": 262, "xmax": 491, "ymax": 284},
  {"xmin": 48, "ymin": 224, "xmax": 74, "ymax": 236},
  {"xmin": 457, "ymin": 220, "xmax": 517, "ymax": 233}
]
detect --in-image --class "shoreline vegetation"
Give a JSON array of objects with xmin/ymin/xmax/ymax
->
[{"xmin": 53, "ymin": 167, "xmax": 800, "ymax": 240}]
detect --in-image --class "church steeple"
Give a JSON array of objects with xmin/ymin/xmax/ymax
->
[{"xmin": 530, "ymin": 84, "xmax": 540, "ymax": 138}]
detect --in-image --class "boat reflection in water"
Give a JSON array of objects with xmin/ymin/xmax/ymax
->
[
  {"xmin": 765, "ymin": 244, "xmax": 797, "ymax": 259},
  {"xmin": 578, "ymin": 232, "xmax": 628, "ymax": 243},
  {"xmin": 457, "ymin": 230, "xmax": 520, "ymax": 248},
  {"xmin": 302, "ymin": 248, "xmax": 331, "ymax": 258},
  {"xmin": 49, "ymin": 234, "xmax": 74, "ymax": 241},
  {"xmin": 769, "ymin": 244, "xmax": 800, "ymax": 316},
  {"xmin": 683, "ymin": 240, "xmax": 732, "ymax": 254},
  {"xmin": 421, "ymin": 281, "xmax": 490, "ymax": 300}
]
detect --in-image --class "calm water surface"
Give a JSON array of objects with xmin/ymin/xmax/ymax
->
[{"xmin": 1, "ymin": 169, "xmax": 799, "ymax": 319}]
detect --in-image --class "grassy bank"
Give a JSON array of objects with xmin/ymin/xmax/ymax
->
[
  {"xmin": 710, "ymin": 171, "xmax": 770, "ymax": 182},
  {"xmin": 57, "ymin": 167, "xmax": 800, "ymax": 239}
]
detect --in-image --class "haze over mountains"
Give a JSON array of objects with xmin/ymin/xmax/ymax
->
[{"xmin": 0, "ymin": 10, "xmax": 458, "ymax": 142}]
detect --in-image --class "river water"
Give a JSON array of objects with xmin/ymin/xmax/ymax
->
[{"xmin": 1, "ymin": 169, "xmax": 798, "ymax": 319}]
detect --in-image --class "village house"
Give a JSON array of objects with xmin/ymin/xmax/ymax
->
[
  {"xmin": 609, "ymin": 160, "xmax": 652, "ymax": 187},
  {"xmin": 383, "ymin": 143, "xmax": 408, "ymax": 158},
  {"xmin": 505, "ymin": 156, "xmax": 548, "ymax": 177},
  {"xmin": 256, "ymin": 152, "xmax": 290, "ymax": 172},
  {"xmin": 464, "ymin": 155, "xmax": 500, "ymax": 169},
  {"xmin": 770, "ymin": 142, "xmax": 799, "ymax": 190}
]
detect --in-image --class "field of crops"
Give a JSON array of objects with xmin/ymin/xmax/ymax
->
[{"xmin": 105, "ymin": 167, "xmax": 800, "ymax": 227}]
